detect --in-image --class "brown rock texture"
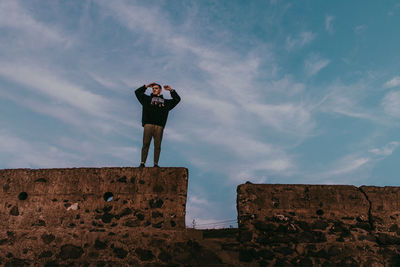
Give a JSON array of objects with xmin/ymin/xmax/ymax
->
[
  {"xmin": 237, "ymin": 183, "xmax": 400, "ymax": 266},
  {"xmin": 0, "ymin": 167, "xmax": 196, "ymax": 265},
  {"xmin": 0, "ymin": 168, "xmax": 187, "ymax": 231}
]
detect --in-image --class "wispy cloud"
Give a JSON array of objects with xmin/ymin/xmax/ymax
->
[
  {"xmin": 0, "ymin": 131, "xmax": 80, "ymax": 168},
  {"xmin": 0, "ymin": 89, "xmax": 87, "ymax": 128},
  {"xmin": 317, "ymin": 82, "xmax": 386, "ymax": 123},
  {"xmin": 0, "ymin": 130, "xmax": 139, "ymax": 168},
  {"xmin": 0, "ymin": 62, "xmax": 110, "ymax": 116},
  {"xmin": 354, "ymin": 25, "xmax": 367, "ymax": 34},
  {"xmin": 388, "ymin": 3, "xmax": 400, "ymax": 16},
  {"xmin": 285, "ymin": 31, "xmax": 316, "ymax": 51},
  {"xmin": 247, "ymin": 102, "xmax": 315, "ymax": 136},
  {"xmin": 268, "ymin": 75, "xmax": 306, "ymax": 96},
  {"xmin": 384, "ymin": 76, "xmax": 400, "ymax": 88},
  {"xmin": 0, "ymin": 0, "xmax": 71, "ymax": 46},
  {"xmin": 304, "ymin": 53, "xmax": 330, "ymax": 76},
  {"xmin": 369, "ymin": 141, "xmax": 400, "ymax": 156},
  {"xmin": 325, "ymin": 15, "xmax": 335, "ymax": 34},
  {"xmin": 304, "ymin": 140, "xmax": 400, "ymax": 185},
  {"xmin": 57, "ymin": 137, "xmax": 139, "ymax": 164},
  {"xmin": 329, "ymin": 157, "xmax": 370, "ymax": 176},
  {"xmin": 382, "ymin": 90, "xmax": 400, "ymax": 118}
]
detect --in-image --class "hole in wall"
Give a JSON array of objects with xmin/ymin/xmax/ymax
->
[
  {"xmin": 18, "ymin": 192, "xmax": 28, "ymax": 200},
  {"xmin": 103, "ymin": 192, "xmax": 114, "ymax": 202}
]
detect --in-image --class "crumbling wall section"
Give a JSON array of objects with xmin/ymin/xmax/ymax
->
[{"xmin": 237, "ymin": 183, "xmax": 400, "ymax": 266}]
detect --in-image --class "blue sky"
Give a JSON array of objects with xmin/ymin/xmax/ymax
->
[{"xmin": 1, "ymin": 0, "xmax": 400, "ymax": 228}]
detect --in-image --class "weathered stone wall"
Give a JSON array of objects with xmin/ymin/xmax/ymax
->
[
  {"xmin": 360, "ymin": 186, "xmax": 400, "ymax": 232},
  {"xmin": 237, "ymin": 183, "xmax": 400, "ymax": 266},
  {"xmin": 0, "ymin": 167, "xmax": 192, "ymax": 265},
  {"xmin": 1, "ymin": 168, "xmax": 187, "ymax": 230}
]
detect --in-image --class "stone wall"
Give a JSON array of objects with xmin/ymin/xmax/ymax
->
[
  {"xmin": 0, "ymin": 167, "xmax": 192, "ymax": 265},
  {"xmin": 2, "ymin": 168, "xmax": 400, "ymax": 266},
  {"xmin": 1, "ymin": 168, "xmax": 187, "ymax": 231},
  {"xmin": 236, "ymin": 183, "xmax": 400, "ymax": 266}
]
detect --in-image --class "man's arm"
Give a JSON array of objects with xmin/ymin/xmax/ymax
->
[
  {"xmin": 134, "ymin": 85, "xmax": 147, "ymax": 105},
  {"xmin": 135, "ymin": 83, "xmax": 156, "ymax": 105},
  {"xmin": 164, "ymin": 85, "xmax": 181, "ymax": 110}
]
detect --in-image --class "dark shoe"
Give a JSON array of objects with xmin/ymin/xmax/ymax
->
[
  {"xmin": 153, "ymin": 164, "xmax": 159, "ymax": 168},
  {"xmin": 139, "ymin": 163, "xmax": 145, "ymax": 168}
]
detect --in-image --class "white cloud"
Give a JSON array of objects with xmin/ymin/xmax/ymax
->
[
  {"xmin": 302, "ymin": 153, "xmax": 372, "ymax": 185},
  {"xmin": 269, "ymin": 76, "xmax": 306, "ymax": 96},
  {"xmin": 325, "ymin": 15, "xmax": 335, "ymax": 34},
  {"xmin": 97, "ymin": 0, "xmax": 170, "ymax": 41},
  {"xmin": 0, "ymin": 0, "xmax": 70, "ymax": 46},
  {"xmin": 384, "ymin": 76, "xmax": 400, "ymax": 88},
  {"xmin": 321, "ymin": 94, "xmax": 373, "ymax": 120},
  {"xmin": 0, "ymin": 89, "xmax": 87, "ymax": 128},
  {"xmin": 304, "ymin": 53, "xmax": 330, "ymax": 76},
  {"xmin": 329, "ymin": 157, "xmax": 370, "ymax": 176},
  {"xmin": 369, "ymin": 141, "xmax": 400, "ymax": 156},
  {"xmin": 200, "ymin": 130, "xmax": 283, "ymax": 159},
  {"xmin": 0, "ymin": 60, "xmax": 141, "ymax": 141},
  {"xmin": 317, "ymin": 83, "xmax": 385, "ymax": 123},
  {"xmin": 0, "ymin": 62, "xmax": 110, "ymax": 117},
  {"xmin": 304, "ymin": 138, "xmax": 400, "ymax": 184},
  {"xmin": 382, "ymin": 90, "xmax": 400, "ymax": 118},
  {"xmin": 354, "ymin": 25, "xmax": 367, "ymax": 34},
  {"xmin": 0, "ymin": 130, "xmax": 139, "ymax": 169},
  {"xmin": 0, "ymin": 131, "xmax": 80, "ymax": 168},
  {"xmin": 88, "ymin": 72, "xmax": 122, "ymax": 92},
  {"xmin": 388, "ymin": 3, "xmax": 400, "ymax": 16},
  {"xmin": 247, "ymin": 102, "xmax": 315, "ymax": 136},
  {"xmin": 285, "ymin": 31, "xmax": 316, "ymax": 51},
  {"xmin": 57, "ymin": 137, "xmax": 139, "ymax": 163}
]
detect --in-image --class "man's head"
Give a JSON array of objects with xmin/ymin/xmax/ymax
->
[{"xmin": 152, "ymin": 83, "xmax": 162, "ymax": 96}]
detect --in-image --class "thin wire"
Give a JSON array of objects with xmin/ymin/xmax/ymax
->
[
  {"xmin": 196, "ymin": 219, "xmax": 237, "ymax": 225},
  {"xmin": 195, "ymin": 219, "xmax": 237, "ymax": 226}
]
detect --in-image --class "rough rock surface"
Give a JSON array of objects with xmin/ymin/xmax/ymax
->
[
  {"xmin": 0, "ymin": 167, "xmax": 196, "ymax": 265},
  {"xmin": 237, "ymin": 183, "xmax": 400, "ymax": 266},
  {"xmin": 1, "ymin": 167, "xmax": 187, "ymax": 231}
]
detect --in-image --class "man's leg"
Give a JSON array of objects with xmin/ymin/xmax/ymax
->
[
  {"xmin": 153, "ymin": 125, "xmax": 164, "ymax": 166},
  {"xmin": 141, "ymin": 124, "xmax": 154, "ymax": 165}
]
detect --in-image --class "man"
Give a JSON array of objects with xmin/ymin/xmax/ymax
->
[{"xmin": 135, "ymin": 82, "xmax": 181, "ymax": 167}]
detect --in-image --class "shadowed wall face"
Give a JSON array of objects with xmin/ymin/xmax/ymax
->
[
  {"xmin": 236, "ymin": 184, "xmax": 400, "ymax": 266},
  {"xmin": 0, "ymin": 168, "xmax": 188, "ymax": 230},
  {"xmin": 237, "ymin": 184, "xmax": 370, "ymax": 228}
]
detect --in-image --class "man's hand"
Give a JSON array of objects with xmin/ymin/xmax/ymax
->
[
  {"xmin": 146, "ymin": 82, "xmax": 157, "ymax": 88},
  {"xmin": 163, "ymin": 85, "xmax": 172, "ymax": 91}
]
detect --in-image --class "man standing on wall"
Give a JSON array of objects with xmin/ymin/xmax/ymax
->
[{"xmin": 135, "ymin": 82, "xmax": 181, "ymax": 167}]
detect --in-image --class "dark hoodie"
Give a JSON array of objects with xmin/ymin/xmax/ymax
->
[{"xmin": 135, "ymin": 85, "xmax": 181, "ymax": 127}]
